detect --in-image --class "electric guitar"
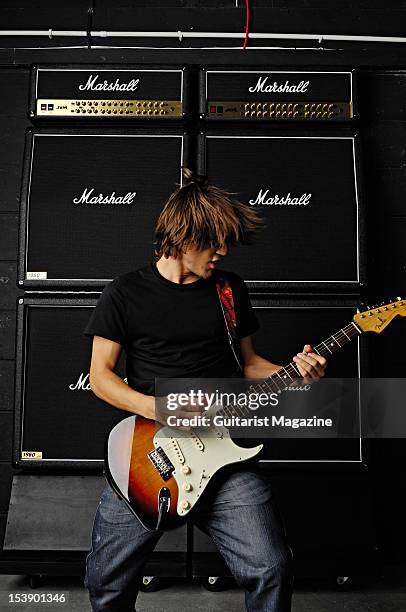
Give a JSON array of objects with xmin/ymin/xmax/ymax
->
[{"xmin": 105, "ymin": 298, "xmax": 405, "ymax": 531}]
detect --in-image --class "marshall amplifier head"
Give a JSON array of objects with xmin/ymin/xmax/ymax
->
[
  {"xmin": 251, "ymin": 297, "xmax": 364, "ymax": 464},
  {"xmin": 14, "ymin": 297, "xmax": 128, "ymax": 469},
  {"xmin": 18, "ymin": 128, "xmax": 191, "ymax": 288},
  {"xmin": 198, "ymin": 130, "xmax": 365, "ymax": 291},
  {"xmin": 199, "ymin": 69, "xmax": 355, "ymax": 122},
  {"xmin": 30, "ymin": 65, "xmax": 189, "ymax": 120}
]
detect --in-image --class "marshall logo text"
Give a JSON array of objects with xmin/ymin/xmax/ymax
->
[
  {"xmin": 249, "ymin": 189, "xmax": 312, "ymax": 206},
  {"xmin": 69, "ymin": 372, "xmax": 128, "ymax": 391},
  {"xmin": 248, "ymin": 76, "xmax": 309, "ymax": 94},
  {"xmin": 78, "ymin": 74, "xmax": 140, "ymax": 92},
  {"xmin": 73, "ymin": 188, "xmax": 136, "ymax": 205}
]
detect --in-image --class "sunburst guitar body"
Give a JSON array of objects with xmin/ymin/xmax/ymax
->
[{"xmin": 105, "ymin": 415, "xmax": 262, "ymax": 531}]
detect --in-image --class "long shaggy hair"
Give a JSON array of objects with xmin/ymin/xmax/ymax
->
[{"xmin": 154, "ymin": 167, "xmax": 264, "ymax": 259}]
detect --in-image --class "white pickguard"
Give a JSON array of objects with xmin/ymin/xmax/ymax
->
[{"xmin": 153, "ymin": 424, "xmax": 263, "ymax": 517}]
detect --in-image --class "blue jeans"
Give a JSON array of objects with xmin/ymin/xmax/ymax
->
[{"xmin": 84, "ymin": 468, "xmax": 294, "ymax": 611}]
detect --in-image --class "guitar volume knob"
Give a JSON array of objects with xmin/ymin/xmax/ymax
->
[
  {"xmin": 181, "ymin": 500, "xmax": 190, "ymax": 510},
  {"xmin": 182, "ymin": 482, "xmax": 192, "ymax": 492},
  {"xmin": 182, "ymin": 465, "xmax": 191, "ymax": 474}
]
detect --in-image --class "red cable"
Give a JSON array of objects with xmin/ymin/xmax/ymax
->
[{"xmin": 243, "ymin": 0, "xmax": 250, "ymax": 50}]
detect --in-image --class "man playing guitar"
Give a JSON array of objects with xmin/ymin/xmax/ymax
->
[{"xmin": 83, "ymin": 167, "xmax": 327, "ymax": 611}]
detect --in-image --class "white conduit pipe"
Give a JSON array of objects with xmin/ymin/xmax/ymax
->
[
  {"xmin": 1, "ymin": 30, "xmax": 406, "ymax": 44},
  {"xmin": 0, "ymin": 30, "xmax": 87, "ymax": 37}
]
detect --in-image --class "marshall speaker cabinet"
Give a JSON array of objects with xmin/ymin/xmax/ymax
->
[
  {"xmin": 18, "ymin": 128, "xmax": 191, "ymax": 288},
  {"xmin": 13, "ymin": 297, "xmax": 364, "ymax": 469},
  {"xmin": 13, "ymin": 296, "xmax": 128, "ymax": 469},
  {"xmin": 30, "ymin": 65, "xmax": 190, "ymax": 120},
  {"xmin": 198, "ymin": 130, "xmax": 365, "ymax": 291},
  {"xmin": 199, "ymin": 69, "xmax": 355, "ymax": 122}
]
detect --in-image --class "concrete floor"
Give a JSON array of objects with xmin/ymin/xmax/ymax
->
[{"xmin": 0, "ymin": 569, "xmax": 405, "ymax": 612}]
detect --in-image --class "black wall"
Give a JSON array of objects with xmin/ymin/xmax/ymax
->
[{"xmin": 0, "ymin": 1, "xmax": 405, "ymax": 564}]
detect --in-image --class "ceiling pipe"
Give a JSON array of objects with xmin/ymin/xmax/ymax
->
[{"xmin": 1, "ymin": 30, "xmax": 406, "ymax": 45}]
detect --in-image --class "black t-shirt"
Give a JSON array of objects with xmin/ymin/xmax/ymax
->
[{"xmin": 83, "ymin": 262, "xmax": 259, "ymax": 395}]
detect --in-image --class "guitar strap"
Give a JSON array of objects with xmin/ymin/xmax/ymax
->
[{"xmin": 215, "ymin": 276, "xmax": 243, "ymax": 374}]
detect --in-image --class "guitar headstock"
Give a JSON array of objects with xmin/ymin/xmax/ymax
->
[{"xmin": 354, "ymin": 297, "xmax": 405, "ymax": 334}]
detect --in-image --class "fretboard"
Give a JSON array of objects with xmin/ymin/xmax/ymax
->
[{"xmin": 218, "ymin": 320, "xmax": 362, "ymax": 420}]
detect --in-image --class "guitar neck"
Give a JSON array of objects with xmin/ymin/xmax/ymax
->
[
  {"xmin": 265, "ymin": 320, "xmax": 362, "ymax": 394},
  {"xmin": 219, "ymin": 320, "xmax": 362, "ymax": 419}
]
